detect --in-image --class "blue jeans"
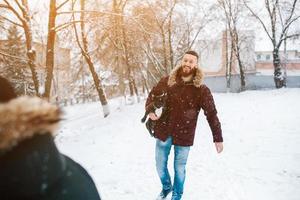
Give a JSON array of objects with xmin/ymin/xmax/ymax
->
[{"xmin": 155, "ymin": 136, "xmax": 190, "ymax": 200}]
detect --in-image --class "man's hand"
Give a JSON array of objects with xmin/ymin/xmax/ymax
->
[
  {"xmin": 148, "ymin": 112, "xmax": 159, "ymax": 120},
  {"xmin": 214, "ymin": 142, "xmax": 223, "ymax": 153}
]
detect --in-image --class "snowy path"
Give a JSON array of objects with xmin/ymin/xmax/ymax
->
[{"xmin": 55, "ymin": 89, "xmax": 300, "ymax": 200}]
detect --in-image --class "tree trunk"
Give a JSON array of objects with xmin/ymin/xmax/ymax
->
[
  {"xmin": 25, "ymin": 37, "xmax": 40, "ymax": 95},
  {"xmin": 117, "ymin": 68, "xmax": 126, "ymax": 97},
  {"xmin": 79, "ymin": 0, "xmax": 109, "ymax": 117},
  {"xmin": 112, "ymin": 0, "xmax": 126, "ymax": 99},
  {"xmin": 119, "ymin": 2, "xmax": 140, "ymax": 103},
  {"xmin": 121, "ymin": 18, "xmax": 134, "ymax": 99},
  {"xmin": 84, "ymin": 55, "xmax": 109, "ymax": 112},
  {"xmin": 21, "ymin": 0, "xmax": 40, "ymax": 95},
  {"xmin": 233, "ymin": 31, "xmax": 246, "ymax": 92},
  {"xmin": 128, "ymin": 75, "xmax": 134, "ymax": 97},
  {"xmin": 236, "ymin": 52, "xmax": 246, "ymax": 91},
  {"xmin": 161, "ymin": 27, "xmax": 168, "ymax": 74},
  {"xmin": 225, "ymin": 33, "xmax": 229, "ymax": 90},
  {"xmin": 132, "ymin": 74, "xmax": 140, "ymax": 103},
  {"xmin": 273, "ymin": 48, "xmax": 285, "ymax": 88},
  {"xmin": 225, "ymin": 30, "xmax": 232, "ymax": 91},
  {"xmin": 168, "ymin": 14, "xmax": 173, "ymax": 72},
  {"xmin": 228, "ymin": 36, "xmax": 234, "ymax": 91},
  {"xmin": 44, "ymin": 0, "xmax": 57, "ymax": 99},
  {"xmin": 143, "ymin": 79, "xmax": 149, "ymax": 94}
]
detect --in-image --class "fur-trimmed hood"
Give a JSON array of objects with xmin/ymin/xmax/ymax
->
[
  {"xmin": 167, "ymin": 65, "xmax": 204, "ymax": 88},
  {"xmin": 0, "ymin": 96, "xmax": 61, "ymax": 152}
]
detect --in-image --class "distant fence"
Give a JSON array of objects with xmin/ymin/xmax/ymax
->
[
  {"xmin": 56, "ymin": 73, "xmax": 300, "ymax": 106},
  {"xmin": 204, "ymin": 73, "xmax": 300, "ymax": 92}
]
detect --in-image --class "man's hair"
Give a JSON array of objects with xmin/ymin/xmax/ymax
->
[{"xmin": 185, "ymin": 50, "xmax": 199, "ymax": 60}]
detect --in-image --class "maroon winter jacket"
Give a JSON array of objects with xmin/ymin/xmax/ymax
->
[{"xmin": 146, "ymin": 66, "xmax": 223, "ymax": 146}]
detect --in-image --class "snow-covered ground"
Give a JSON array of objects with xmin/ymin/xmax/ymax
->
[{"xmin": 55, "ymin": 88, "xmax": 300, "ymax": 200}]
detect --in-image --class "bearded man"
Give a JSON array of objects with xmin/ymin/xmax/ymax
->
[{"xmin": 146, "ymin": 50, "xmax": 224, "ymax": 200}]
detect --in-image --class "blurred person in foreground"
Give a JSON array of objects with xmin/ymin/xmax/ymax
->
[{"xmin": 0, "ymin": 76, "xmax": 101, "ymax": 200}]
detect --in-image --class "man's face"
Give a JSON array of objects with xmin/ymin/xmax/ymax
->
[{"xmin": 181, "ymin": 53, "xmax": 197, "ymax": 77}]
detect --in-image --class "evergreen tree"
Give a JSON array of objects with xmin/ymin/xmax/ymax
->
[{"xmin": 0, "ymin": 25, "xmax": 30, "ymax": 95}]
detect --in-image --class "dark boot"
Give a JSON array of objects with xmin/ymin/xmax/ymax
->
[{"xmin": 156, "ymin": 188, "xmax": 172, "ymax": 200}]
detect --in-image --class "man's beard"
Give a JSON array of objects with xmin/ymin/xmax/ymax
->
[{"xmin": 179, "ymin": 66, "xmax": 196, "ymax": 77}]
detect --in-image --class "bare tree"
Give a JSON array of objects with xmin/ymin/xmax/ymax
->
[
  {"xmin": 223, "ymin": 29, "xmax": 234, "ymax": 91},
  {"xmin": 144, "ymin": 0, "xmax": 178, "ymax": 74},
  {"xmin": 131, "ymin": 0, "xmax": 212, "ymax": 90},
  {"xmin": 121, "ymin": 17, "xmax": 140, "ymax": 102},
  {"xmin": 44, "ymin": 0, "xmax": 75, "ymax": 99},
  {"xmin": 93, "ymin": 0, "xmax": 142, "ymax": 103},
  {"xmin": 43, "ymin": 0, "xmax": 57, "ymax": 99},
  {"xmin": 218, "ymin": 0, "xmax": 247, "ymax": 91},
  {"xmin": 0, "ymin": 0, "xmax": 40, "ymax": 95},
  {"xmin": 244, "ymin": 0, "xmax": 300, "ymax": 88},
  {"xmin": 107, "ymin": 0, "xmax": 127, "ymax": 99},
  {"xmin": 72, "ymin": 0, "xmax": 110, "ymax": 117}
]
